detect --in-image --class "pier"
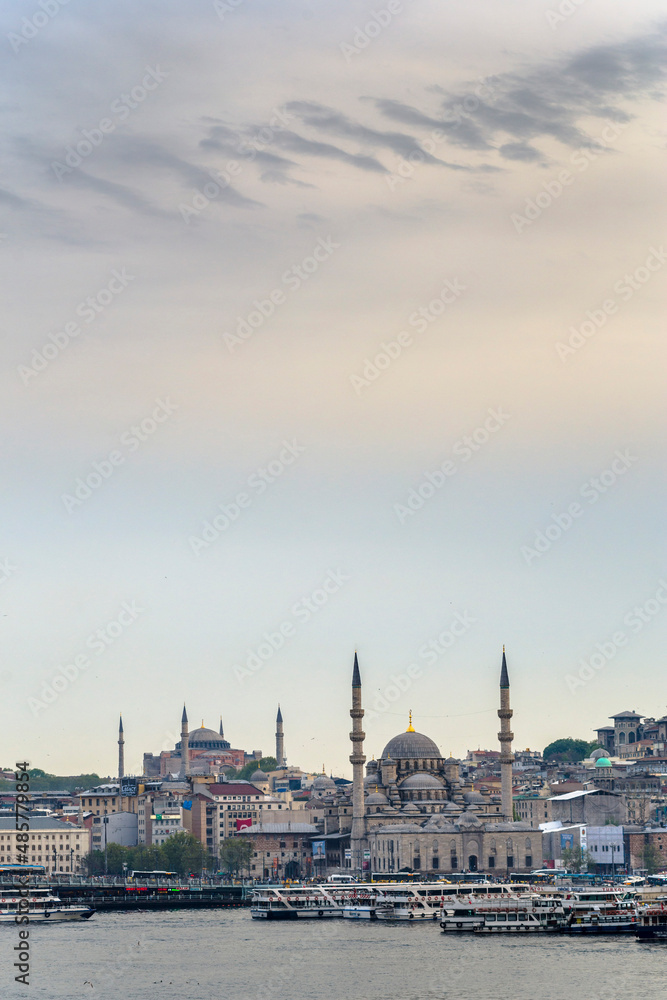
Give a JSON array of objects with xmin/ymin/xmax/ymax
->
[{"xmin": 0, "ymin": 876, "xmax": 250, "ymax": 911}]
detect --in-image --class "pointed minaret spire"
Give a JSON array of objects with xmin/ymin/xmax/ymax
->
[
  {"xmin": 352, "ymin": 651, "xmax": 361, "ymax": 688},
  {"xmin": 180, "ymin": 704, "xmax": 190, "ymax": 779},
  {"xmin": 500, "ymin": 645, "xmax": 510, "ymax": 688},
  {"xmin": 118, "ymin": 714, "xmax": 125, "ymax": 780},
  {"xmin": 219, "ymin": 716, "xmax": 224, "ymax": 737},
  {"xmin": 497, "ymin": 647, "xmax": 514, "ymax": 822},
  {"xmin": 349, "ymin": 651, "xmax": 367, "ymax": 872},
  {"xmin": 275, "ymin": 705, "xmax": 285, "ymax": 767}
]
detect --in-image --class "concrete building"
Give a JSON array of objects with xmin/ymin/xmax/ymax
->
[
  {"xmin": 548, "ymin": 787, "xmax": 626, "ymax": 826},
  {"xmin": 0, "ymin": 817, "xmax": 86, "ymax": 873},
  {"xmin": 182, "ymin": 781, "xmax": 288, "ymax": 858},
  {"xmin": 77, "ymin": 784, "xmax": 122, "ymax": 817},
  {"xmin": 91, "ymin": 811, "xmax": 138, "ymax": 851},
  {"xmin": 239, "ymin": 822, "xmax": 319, "ymax": 879}
]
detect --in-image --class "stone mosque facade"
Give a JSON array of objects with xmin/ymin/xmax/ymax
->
[{"xmin": 320, "ymin": 651, "xmax": 542, "ymax": 874}]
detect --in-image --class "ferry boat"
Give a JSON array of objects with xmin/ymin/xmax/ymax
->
[
  {"xmin": 343, "ymin": 882, "xmax": 532, "ymax": 922},
  {"xmin": 471, "ymin": 897, "xmax": 566, "ymax": 934},
  {"xmin": 250, "ymin": 884, "xmax": 351, "ymax": 919},
  {"xmin": 636, "ymin": 902, "xmax": 667, "ymax": 940},
  {"xmin": 252, "ymin": 880, "xmax": 461, "ymax": 920},
  {"xmin": 562, "ymin": 889, "xmax": 637, "ymax": 934},
  {"xmin": 0, "ymin": 887, "xmax": 95, "ymax": 923}
]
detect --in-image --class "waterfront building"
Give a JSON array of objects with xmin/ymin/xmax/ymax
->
[
  {"xmin": 182, "ymin": 781, "xmax": 289, "ymax": 856},
  {"xmin": 0, "ymin": 816, "xmax": 85, "ymax": 873},
  {"xmin": 91, "ymin": 811, "xmax": 138, "ymax": 851},
  {"xmin": 327, "ymin": 649, "xmax": 543, "ymax": 874},
  {"xmin": 76, "ymin": 783, "xmax": 122, "ymax": 817},
  {"xmin": 238, "ymin": 822, "xmax": 320, "ymax": 879}
]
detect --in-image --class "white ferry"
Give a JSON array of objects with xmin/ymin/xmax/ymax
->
[
  {"xmin": 343, "ymin": 882, "xmax": 533, "ymax": 922},
  {"xmin": 563, "ymin": 888, "xmax": 637, "ymax": 934},
  {"xmin": 0, "ymin": 887, "xmax": 95, "ymax": 923},
  {"xmin": 250, "ymin": 884, "xmax": 351, "ymax": 919},
  {"xmin": 470, "ymin": 897, "xmax": 566, "ymax": 933},
  {"xmin": 636, "ymin": 901, "xmax": 667, "ymax": 941}
]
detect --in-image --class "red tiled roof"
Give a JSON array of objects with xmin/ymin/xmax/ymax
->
[{"xmin": 204, "ymin": 783, "xmax": 263, "ymax": 795}]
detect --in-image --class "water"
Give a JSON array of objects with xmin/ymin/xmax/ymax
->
[{"xmin": 2, "ymin": 909, "xmax": 665, "ymax": 999}]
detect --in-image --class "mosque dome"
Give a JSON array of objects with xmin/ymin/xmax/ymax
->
[
  {"xmin": 366, "ymin": 791, "xmax": 389, "ymax": 806},
  {"xmin": 382, "ymin": 731, "xmax": 441, "ymax": 760},
  {"xmin": 589, "ymin": 747, "xmax": 609, "ymax": 761},
  {"xmin": 400, "ymin": 773, "xmax": 444, "ymax": 790},
  {"xmin": 312, "ymin": 775, "xmax": 336, "ymax": 791},
  {"xmin": 595, "ymin": 757, "xmax": 612, "ymax": 768},
  {"xmin": 463, "ymin": 790, "xmax": 486, "ymax": 805},
  {"xmin": 250, "ymin": 769, "xmax": 268, "ymax": 783},
  {"xmin": 177, "ymin": 725, "xmax": 230, "ymax": 751}
]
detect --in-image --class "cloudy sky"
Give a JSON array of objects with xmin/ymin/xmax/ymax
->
[{"xmin": 1, "ymin": 0, "xmax": 666, "ymax": 778}]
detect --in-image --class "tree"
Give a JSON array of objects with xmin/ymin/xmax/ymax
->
[
  {"xmin": 561, "ymin": 846, "xmax": 594, "ymax": 873},
  {"xmin": 233, "ymin": 757, "xmax": 278, "ymax": 781},
  {"xmin": 642, "ymin": 843, "xmax": 663, "ymax": 875},
  {"xmin": 543, "ymin": 738, "xmax": 598, "ymax": 763},
  {"xmin": 219, "ymin": 837, "xmax": 253, "ymax": 876}
]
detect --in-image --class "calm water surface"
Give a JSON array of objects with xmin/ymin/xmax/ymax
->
[{"xmin": 2, "ymin": 909, "xmax": 665, "ymax": 999}]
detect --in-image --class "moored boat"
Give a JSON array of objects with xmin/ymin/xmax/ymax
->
[{"xmin": 0, "ymin": 887, "xmax": 94, "ymax": 923}]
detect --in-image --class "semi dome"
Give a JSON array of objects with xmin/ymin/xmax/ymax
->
[
  {"xmin": 382, "ymin": 731, "xmax": 441, "ymax": 760},
  {"xmin": 399, "ymin": 773, "xmax": 444, "ymax": 790}
]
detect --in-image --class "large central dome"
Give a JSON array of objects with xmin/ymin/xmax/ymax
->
[
  {"xmin": 381, "ymin": 730, "xmax": 441, "ymax": 760},
  {"xmin": 177, "ymin": 726, "xmax": 230, "ymax": 750}
]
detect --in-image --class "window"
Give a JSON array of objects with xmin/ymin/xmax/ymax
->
[
  {"xmin": 507, "ymin": 856, "xmax": 514, "ymax": 867},
  {"xmin": 525, "ymin": 856, "xmax": 532, "ymax": 867},
  {"xmin": 432, "ymin": 857, "xmax": 439, "ymax": 869},
  {"xmin": 488, "ymin": 856, "xmax": 495, "ymax": 868}
]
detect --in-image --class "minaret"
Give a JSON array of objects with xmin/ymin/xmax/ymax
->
[
  {"xmin": 275, "ymin": 706, "xmax": 285, "ymax": 767},
  {"xmin": 180, "ymin": 704, "xmax": 190, "ymax": 779},
  {"xmin": 349, "ymin": 652, "xmax": 367, "ymax": 872},
  {"xmin": 118, "ymin": 714, "xmax": 125, "ymax": 780},
  {"xmin": 219, "ymin": 716, "xmax": 224, "ymax": 738},
  {"xmin": 498, "ymin": 647, "xmax": 515, "ymax": 821}
]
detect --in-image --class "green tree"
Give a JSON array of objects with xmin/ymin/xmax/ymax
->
[
  {"xmin": 642, "ymin": 843, "xmax": 663, "ymax": 875},
  {"xmin": 561, "ymin": 846, "xmax": 594, "ymax": 873},
  {"xmin": 219, "ymin": 837, "xmax": 253, "ymax": 875},
  {"xmin": 543, "ymin": 738, "xmax": 598, "ymax": 763},
  {"xmin": 233, "ymin": 757, "xmax": 278, "ymax": 781}
]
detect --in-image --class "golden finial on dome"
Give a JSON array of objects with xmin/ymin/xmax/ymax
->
[{"xmin": 406, "ymin": 710, "xmax": 415, "ymax": 733}]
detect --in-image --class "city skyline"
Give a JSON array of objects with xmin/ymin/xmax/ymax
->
[{"xmin": 1, "ymin": 1, "xmax": 666, "ymax": 777}]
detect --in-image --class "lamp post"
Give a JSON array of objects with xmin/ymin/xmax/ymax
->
[{"xmin": 103, "ymin": 814, "xmax": 109, "ymax": 876}]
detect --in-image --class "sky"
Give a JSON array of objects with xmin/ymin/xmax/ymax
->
[{"xmin": 1, "ymin": 0, "xmax": 666, "ymax": 779}]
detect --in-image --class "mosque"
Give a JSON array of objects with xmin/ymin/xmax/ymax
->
[{"xmin": 319, "ymin": 649, "xmax": 542, "ymax": 874}]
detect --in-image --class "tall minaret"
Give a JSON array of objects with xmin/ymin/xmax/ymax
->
[
  {"xmin": 219, "ymin": 716, "xmax": 224, "ymax": 738},
  {"xmin": 118, "ymin": 714, "xmax": 125, "ymax": 780},
  {"xmin": 349, "ymin": 652, "xmax": 367, "ymax": 872},
  {"xmin": 180, "ymin": 704, "xmax": 190, "ymax": 779},
  {"xmin": 498, "ymin": 647, "xmax": 515, "ymax": 821},
  {"xmin": 275, "ymin": 706, "xmax": 285, "ymax": 767}
]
